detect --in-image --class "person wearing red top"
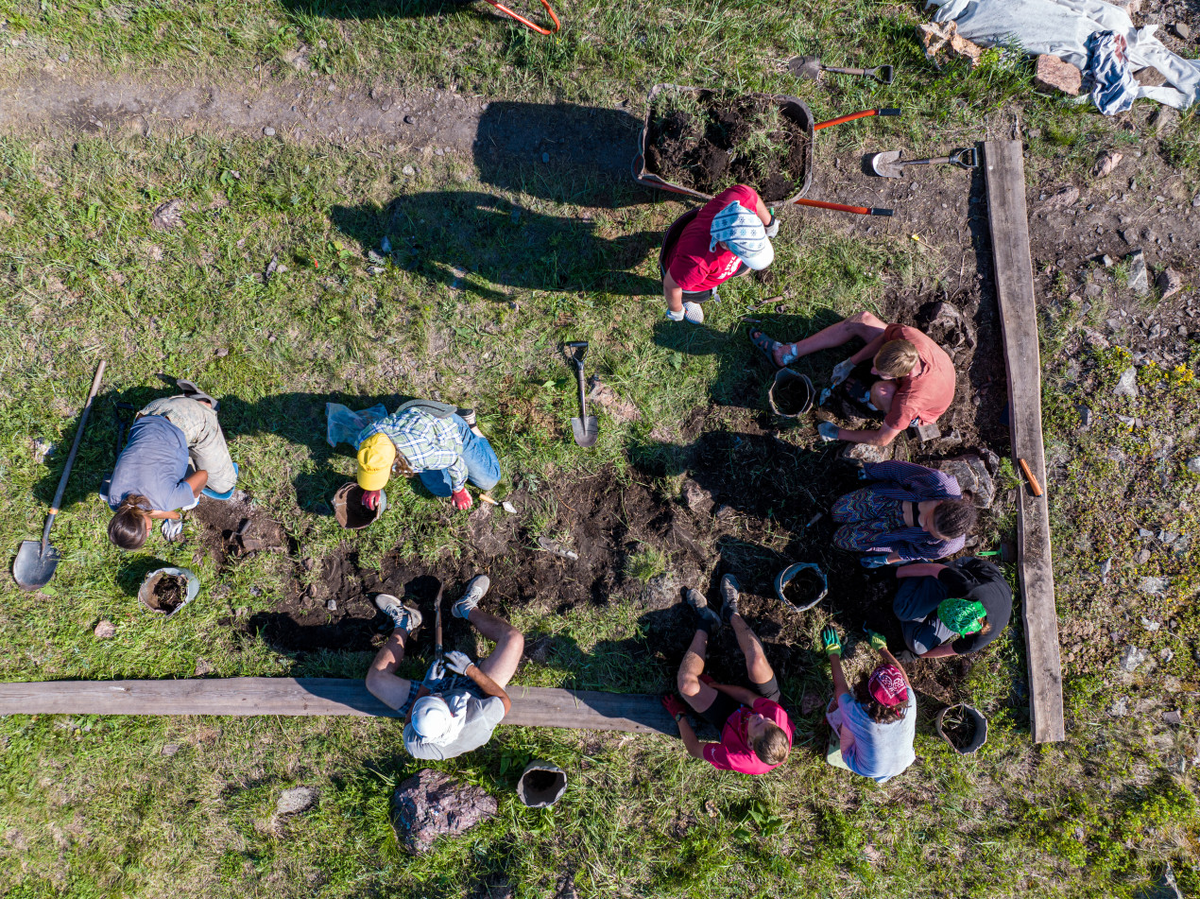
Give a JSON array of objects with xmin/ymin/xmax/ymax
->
[
  {"xmin": 660, "ymin": 185, "xmax": 778, "ymax": 324},
  {"xmin": 750, "ymin": 311, "xmax": 956, "ymax": 447},
  {"xmin": 662, "ymin": 575, "xmax": 793, "ymax": 775}
]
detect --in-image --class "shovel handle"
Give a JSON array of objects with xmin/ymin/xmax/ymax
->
[
  {"xmin": 434, "ymin": 581, "xmax": 444, "ymax": 658},
  {"xmin": 814, "ymin": 108, "xmax": 901, "ymax": 130},
  {"xmin": 792, "ymin": 197, "xmax": 893, "ymax": 216},
  {"xmin": 47, "ymin": 361, "xmax": 106, "ymax": 517},
  {"xmin": 479, "ymin": 0, "xmax": 560, "ymax": 35},
  {"xmin": 821, "ymin": 66, "xmax": 870, "ymax": 76}
]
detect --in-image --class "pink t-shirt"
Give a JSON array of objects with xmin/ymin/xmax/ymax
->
[
  {"xmin": 880, "ymin": 323, "xmax": 956, "ymax": 429},
  {"xmin": 702, "ymin": 697, "xmax": 793, "ymax": 775},
  {"xmin": 667, "ymin": 185, "xmax": 760, "ymax": 291}
]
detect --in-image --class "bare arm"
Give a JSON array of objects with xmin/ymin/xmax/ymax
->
[
  {"xmin": 896, "ymin": 563, "xmax": 949, "ymax": 579},
  {"xmin": 836, "ymin": 424, "xmax": 903, "ymax": 447},
  {"xmin": 674, "ymin": 715, "xmax": 712, "ymax": 760},
  {"xmin": 662, "ymin": 269, "xmax": 684, "ymax": 314},
  {"xmin": 878, "ymin": 647, "xmax": 913, "ymax": 692},
  {"xmin": 185, "ymin": 470, "xmax": 208, "ymax": 496},
  {"xmin": 753, "ymin": 194, "xmax": 771, "ymax": 225},
  {"xmin": 464, "ymin": 663, "xmax": 512, "ymax": 716},
  {"xmin": 829, "ymin": 654, "xmax": 856, "ymax": 756}
]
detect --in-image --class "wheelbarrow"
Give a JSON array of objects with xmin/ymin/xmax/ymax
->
[
  {"xmin": 468, "ymin": 0, "xmax": 559, "ymax": 34},
  {"xmin": 633, "ymin": 84, "xmax": 899, "ymax": 216}
]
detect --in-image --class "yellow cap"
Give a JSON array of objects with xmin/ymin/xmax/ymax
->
[{"xmin": 356, "ymin": 434, "xmax": 396, "ymax": 491}]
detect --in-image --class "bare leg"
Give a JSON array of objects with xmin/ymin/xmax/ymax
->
[
  {"xmin": 678, "ymin": 630, "xmax": 719, "ymax": 712},
  {"xmin": 365, "ymin": 631, "xmax": 414, "ymax": 710},
  {"xmin": 470, "ymin": 608, "xmax": 525, "ymax": 689},
  {"xmin": 731, "ymin": 614, "xmax": 774, "ymax": 685},
  {"xmin": 869, "ymin": 380, "xmax": 897, "ymax": 413}
]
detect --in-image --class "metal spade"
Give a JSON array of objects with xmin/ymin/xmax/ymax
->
[
  {"xmin": 566, "ymin": 341, "xmax": 598, "ymax": 448},
  {"xmin": 868, "ymin": 147, "xmax": 978, "ymax": 179},
  {"xmin": 14, "ymin": 360, "xmax": 106, "ymax": 591},
  {"xmin": 788, "ymin": 56, "xmax": 895, "ymax": 84}
]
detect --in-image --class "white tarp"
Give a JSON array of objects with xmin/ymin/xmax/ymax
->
[{"xmin": 925, "ymin": 0, "xmax": 1200, "ymax": 108}]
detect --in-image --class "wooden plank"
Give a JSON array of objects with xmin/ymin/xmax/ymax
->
[
  {"xmin": 982, "ymin": 140, "xmax": 1065, "ymax": 743},
  {"xmin": 0, "ymin": 679, "xmax": 681, "ymax": 736}
]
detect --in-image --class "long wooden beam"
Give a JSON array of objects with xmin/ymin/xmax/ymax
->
[
  {"xmin": 982, "ymin": 140, "xmax": 1065, "ymax": 743},
  {"xmin": 0, "ymin": 678, "xmax": 682, "ymax": 736}
]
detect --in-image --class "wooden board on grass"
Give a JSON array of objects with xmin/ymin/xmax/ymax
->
[
  {"xmin": 982, "ymin": 139, "xmax": 1065, "ymax": 743},
  {"xmin": 0, "ymin": 678, "xmax": 683, "ymax": 736}
]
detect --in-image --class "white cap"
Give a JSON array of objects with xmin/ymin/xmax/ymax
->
[
  {"xmin": 410, "ymin": 695, "xmax": 453, "ymax": 741},
  {"xmin": 709, "ymin": 201, "xmax": 774, "ymax": 270}
]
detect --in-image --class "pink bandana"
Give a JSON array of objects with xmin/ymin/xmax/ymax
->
[{"xmin": 868, "ymin": 664, "xmax": 907, "ymax": 707}]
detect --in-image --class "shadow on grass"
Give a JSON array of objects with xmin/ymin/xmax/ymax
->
[{"xmin": 332, "ymin": 191, "xmax": 660, "ymax": 300}]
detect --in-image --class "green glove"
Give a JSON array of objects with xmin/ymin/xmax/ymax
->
[
  {"xmin": 822, "ymin": 626, "xmax": 842, "ymax": 657},
  {"xmin": 865, "ymin": 628, "xmax": 888, "ymax": 651}
]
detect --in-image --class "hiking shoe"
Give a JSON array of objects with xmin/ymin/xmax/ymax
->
[
  {"xmin": 453, "ymin": 575, "xmax": 490, "ymax": 619},
  {"xmin": 375, "ymin": 594, "xmax": 422, "ymax": 634},
  {"xmin": 456, "ymin": 408, "xmax": 476, "ymax": 427},
  {"xmin": 719, "ymin": 574, "xmax": 740, "ymax": 625},
  {"xmin": 685, "ymin": 588, "xmax": 721, "ymax": 631}
]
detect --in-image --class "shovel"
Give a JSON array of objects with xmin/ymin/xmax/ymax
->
[
  {"xmin": 433, "ymin": 579, "xmax": 444, "ymax": 661},
  {"xmin": 868, "ymin": 147, "xmax": 977, "ymax": 179},
  {"xmin": 14, "ymin": 360, "xmax": 107, "ymax": 591},
  {"xmin": 788, "ymin": 55, "xmax": 895, "ymax": 84},
  {"xmin": 565, "ymin": 341, "xmax": 598, "ymax": 448}
]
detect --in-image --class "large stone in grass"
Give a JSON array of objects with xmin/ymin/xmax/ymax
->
[
  {"xmin": 838, "ymin": 443, "xmax": 891, "ymax": 464},
  {"xmin": 936, "ymin": 456, "xmax": 995, "ymax": 509},
  {"xmin": 1033, "ymin": 55, "xmax": 1082, "ymax": 95},
  {"xmin": 390, "ymin": 769, "xmax": 496, "ymax": 855}
]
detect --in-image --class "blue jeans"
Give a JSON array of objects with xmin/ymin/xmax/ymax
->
[
  {"xmin": 893, "ymin": 576, "xmax": 954, "ymax": 655},
  {"xmin": 417, "ymin": 415, "xmax": 502, "ymax": 497}
]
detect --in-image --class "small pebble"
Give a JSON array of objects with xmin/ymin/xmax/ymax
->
[
  {"xmin": 263, "ymin": 127, "xmax": 276, "ymax": 137},
  {"xmin": 94, "ymin": 620, "xmax": 116, "ymax": 639},
  {"xmin": 402, "ymin": 165, "xmax": 415, "ymax": 176},
  {"xmin": 403, "ymin": 114, "xmax": 415, "ymax": 124},
  {"xmin": 326, "ymin": 599, "xmax": 337, "ymax": 611}
]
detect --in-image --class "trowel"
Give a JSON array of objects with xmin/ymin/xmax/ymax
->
[
  {"xmin": 565, "ymin": 341, "xmax": 598, "ymax": 448},
  {"xmin": 867, "ymin": 147, "xmax": 977, "ymax": 179},
  {"xmin": 788, "ymin": 56, "xmax": 894, "ymax": 84}
]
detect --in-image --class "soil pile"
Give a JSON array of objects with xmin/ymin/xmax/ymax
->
[
  {"xmin": 147, "ymin": 574, "xmax": 186, "ymax": 614},
  {"xmin": 645, "ymin": 89, "xmax": 809, "ymax": 201}
]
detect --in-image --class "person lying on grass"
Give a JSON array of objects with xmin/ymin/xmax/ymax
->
[
  {"xmin": 661, "ymin": 184, "xmax": 779, "ymax": 324},
  {"xmin": 891, "ymin": 556, "xmax": 1012, "ymax": 660},
  {"xmin": 365, "ymin": 575, "xmax": 524, "ymax": 761},
  {"xmin": 832, "ymin": 460, "xmax": 976, "ymax": 567},
  {"xmin": 662, "ymin": 575, "xmax": 793, "ymax": 774},
  {"xmin": 355, "ymin": 402, "xmax": 499, "ymax": 514},
  {"xmin": 103, "ymin": 385, "xmax": 239, "ymax": 550},
  {"xmin": 749, "ymin": 311, "xmax": 954, "ymax": 447},
  {"xmin": 822, "ymin": 625, "xmax": 916, "ymax": 783}
]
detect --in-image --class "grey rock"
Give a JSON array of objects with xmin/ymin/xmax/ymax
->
[
  {"xmin": 1171, "ymin": 23, "xmax": 1190, "ymax": 40},
  {"xmin": 1149, "ymin": 106, "xmax": 1178, "ymax": 137},
  {"xmin": 390, "ymin": 769, "xmax": 497, "ymax": 855},
  {"xmin": 639, "ymin": 573, "xmax": 679, "ymax": 611},
  {"xmin": 263, "ymin": 126, "xmax": 276, "ymax": 137},
  {"xmin": 1141, "ymin": 617, "xmax": 1160, "ymax": 632},
  {"xmin": 194, "ymin": 658, "xmax": 214, "ymax": 676},
  {"xmin": 402, "ymin": 165, "xmax": 416, "ymax": 176},
  {"xmin": 275, "ymin": 787, "xmax": 319, "ymax": 818},
  {"xmin": 936, "ymin": 456, "xmax": 995, "ymax": 508},
  {"xmin": 1156, "ymin": 267, "xmax": 1183, "ymax": 299},
  {"xmin": 1163, "ymin": 710, "xmax": 1183, "ymax": 726},
  {"xmin": 94, "ymin": 620, "xmax": 116, "ymax": 639},
  {"xmin": 680, "ymin": 479, "xmax": 714, "ymax": 513},
  {"xmin": 1120, "ymin": 645, "xmax": 1146, "ymax": 672},
  {"xmin": 1188, "ymin": 457, "xmax": 1200, "ymax": 475},
  {"xmin": 839, "ymin": 443, "xmax": 892, "ymax": 464},
  {"xmin": 1140, "ymin": 864, "xmax": 1184, "ymax": 899},
  {"xmin": 1109, "ymin": 697, "xmax": 1128, "ymax": 717},
  {"xmin": 1139, "ymin": 576, "xmax": 1169, "ymax": 595},
  {"xmin": 1138, "ymin": 528, "xmax": 1154, "ymax": 538},
  {"xmin": 1113, "ymin": 367, "xmax": 1139, "ymax": 398},
  {"xmin": 162, "ymin": 743, "xmax": 182, "ymax": 757},
  {"xmin": 326, "ymin": 599, "xmax": 337, "ymax": 611},
  {"xmin": 1136, "ymin": 549, "xmax": 1152, "ymax": 565},
  {"xmin": 1158, "ymin": 530, "xmax": 1179, "ymax": 544},
  {"xmin": 1126, "ymin": 250, "xmax": 1150, "ymax": 293},
  {"xmin": 1039, "ymin": 185, "xmax": 1079, "ymax": 209}
]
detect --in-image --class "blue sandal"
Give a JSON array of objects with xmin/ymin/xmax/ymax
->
[{"xmin": 749, "ymin": 329, "xmax": 794, "ymax": 367}]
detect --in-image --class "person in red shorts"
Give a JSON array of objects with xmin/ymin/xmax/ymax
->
[
  {"xmin": 662, "ymin": 575, "xmax": 793, "ymax": 774},
  {"xmin": 750, "ymin": 310, "xmax": 955, "ymax": 447},
  {"xmin": 661, "ymin": 184, "xmax": 778, "ymax": 324}
]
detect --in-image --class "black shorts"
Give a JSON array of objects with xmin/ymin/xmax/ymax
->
[{"xmin": 696, "ymin": 677, "xmax": 781, "ymax": 732}]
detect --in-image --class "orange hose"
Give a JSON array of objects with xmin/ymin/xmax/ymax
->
[{"xmin": 481, "ymin": 0, "xmax": 561, "ymax": 34}]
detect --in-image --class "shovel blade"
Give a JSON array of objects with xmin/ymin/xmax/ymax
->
[
  {"xmin": 571, "ymin": 416, "xmax": 599, "ymax": 447},
  {"xmin": 869, "ymin": 150, "xmax": 905, "ymax": 178},
  {"xmin": 13, "ymin": 539, "xmax": 61, "ymax": 591},
  {"xmin": 787, "ymin": 55, "xmax": 822, "ymax": 80}
]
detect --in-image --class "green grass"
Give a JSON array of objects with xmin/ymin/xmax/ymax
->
[{"xmin": 1, "ymin": 1, "xmax": 1199, "ymax": 897}]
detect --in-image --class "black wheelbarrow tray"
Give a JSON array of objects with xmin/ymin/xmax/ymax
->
[{"xmin": 633, "ymin": 83, "xmax": 897, "ymax": 216}]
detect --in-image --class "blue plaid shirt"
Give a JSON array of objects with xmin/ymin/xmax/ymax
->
[{"xmin": 356, "ymin": 408, "xmax": 468, "ymax": 491}]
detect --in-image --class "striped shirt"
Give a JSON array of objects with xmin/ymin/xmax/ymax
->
[
  {"xmin": 862, "ymin": 460, "xmax": 964, "ymax": 562},
  {"xmin": 357, "ymin": 408, "xmax": 467, "ymax": 491}
]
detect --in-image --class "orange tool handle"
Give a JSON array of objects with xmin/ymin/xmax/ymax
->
[
  {"xmin": 481, "ymin": 0, "xmax": 561, "ymax": 34},
  {"xmin": 792, "ymin": 197, "xmax": 893, "ymax": 216},
  {"xmin": 814, "ymin": 108, "xmax": 901, "ymax": 130},
  {"xmin": 1018, "ymin": 458, "xmax": 1044, "ymax": 497}
]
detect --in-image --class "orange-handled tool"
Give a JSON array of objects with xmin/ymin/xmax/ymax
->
[
  {"xmin": 814, "ymin": 108, "xmax": 901, "ymax": 130},
  {"xmin": 481, "ymin": 0, "xmax": 560, "ymax": 34},
  {"xmin": 1018, "ymin": 458, "xmax": 1044, "ymax": 497}
]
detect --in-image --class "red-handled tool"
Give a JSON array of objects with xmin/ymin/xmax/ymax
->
[
  {"xmin": 814, "ymin": 108, "xmax": 901, "ymax": 130},
  {"xmin": 793, "ymin": 198, "xmax": 893, "ymax": 216},
  {"xmin": 481, "ymin": 0, "xmax": 560, "ymax": 34}
]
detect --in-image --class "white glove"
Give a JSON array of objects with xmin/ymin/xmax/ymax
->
[
  {"xmin": 831, "ymin": 359, "xmax": 855, "ymax": 386},
  {"xmin": 424, "ymin": 659, "xmax": 445, "ymax": 684},
  {"xmin": 444, "ymin": 650, "xmax": 474, "ymax": 675},
  {"xmin": 160, "ymin": 518, "xmax": 183, "ymax": 540},
  {"xmin": 764, "ymin": 215, "xmax": 779, "ymax": 239},
  {"xmin": 817, "ymin": 422, "xmax": 841, "ymax": 442}
]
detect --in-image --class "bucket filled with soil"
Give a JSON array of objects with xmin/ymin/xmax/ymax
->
[
  {"xmin": 635, "ymin": 84, "xmax": 813, "ymax": 203},
  {"xmin": 516, "ymin": 761, "xmax": 567, "ymax": 809},
  {"xmin": 138, "ymin": 566, "xmax": 200, "ymax": 618},
  {"xmin": 333, "ymin": 482, "xmax": 387, "ymax": 530},
  {"xmin": 768, "ymin": 368, "xmax": 814, "ymax": 418},
  {"xmin": 774, "ymin": 562, "xmax": 827, "ymax": 611},
  {"xmin": 934, "ymin": 703, "xmax": 989, "ymax": 754}
]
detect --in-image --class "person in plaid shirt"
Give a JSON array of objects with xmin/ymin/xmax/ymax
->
[{"xmin": 355, "ymin": 403, "xmax": 501, "ymax": 513}]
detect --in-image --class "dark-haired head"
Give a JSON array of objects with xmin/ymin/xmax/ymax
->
[
  {"xmin": 932, "ymin": 498, "xmax": 977, "ymax": 540},
  {"xmin": 108, "ymin": 494, "xmax": 151, "ymax": 550}
]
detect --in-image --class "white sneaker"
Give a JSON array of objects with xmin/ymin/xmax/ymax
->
[
  {"xmin": 374, "ymin": 594, "xmax": 422, "ymax": 634},
  {"xmin": 453, "ymin": 575, "xmax": 490, "ymax": 619},
  {"xmin": 682, "ymin": 301, "xmax": 704, "ymax": 324}
]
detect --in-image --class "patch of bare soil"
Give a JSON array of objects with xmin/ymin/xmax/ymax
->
[
  {"xmin": 645, "ymin": 89, "xmax": 809, "ymax": 201},
  {"xmin": 190, "ymin": 496, "xmax": 292, "ymax": 567}
]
